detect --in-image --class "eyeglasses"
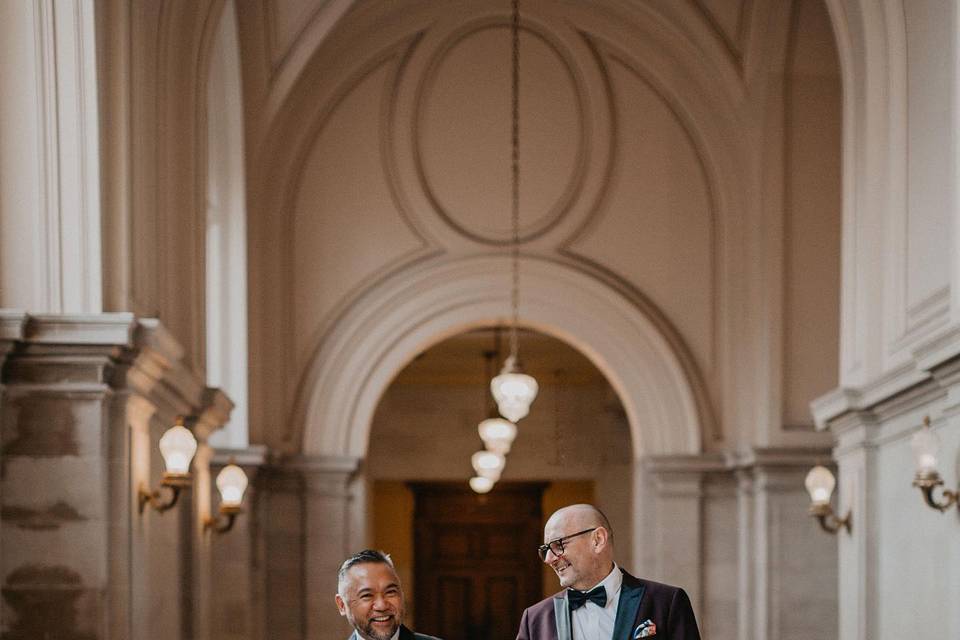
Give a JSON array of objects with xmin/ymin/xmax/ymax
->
[{"xmin": 537, "ymin": 527, "xmax": 598, "ymax": 561}]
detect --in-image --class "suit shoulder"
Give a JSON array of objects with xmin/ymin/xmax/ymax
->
[
  {"xmin": 413, "ymin": 634, "xmax": 443, "ymax": 640},
  {"xmin": 625, "ymin": 573, "xmax": 690, "ymax": 598},
  {"xmin": 522, "ymin": 592, "xmax": 563, "ymax": 616}
]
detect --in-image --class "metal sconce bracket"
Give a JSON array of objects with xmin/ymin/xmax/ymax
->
[
  {"xmin": 913, "ymin": 473, "xmax": 959, "ymax": 513},
  {"xmin": 809, "ymin": 502, "xmax": 852, "ymax": 535},
  {"xmin": 138, "ymin": 473, "xmax": 192, "ymax": 514},
  {"xmin": 203, "ymin": 505, "xmax": 242, "ymax": 534}
]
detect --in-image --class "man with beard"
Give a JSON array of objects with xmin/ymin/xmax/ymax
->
[
  {"xmin": 336, "ymin": 549, "xmax": 443, "ymax": 640},
  {"xmin": 516, "ymin": 504, "xmax": 701, "ymax": 640}
]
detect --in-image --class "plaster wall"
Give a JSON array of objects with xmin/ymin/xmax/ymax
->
[
  {"xmin": 872, "ymin": 419, "xmax": 960, "ymax": 639},
  {"xmin": 831, "ymin": 405, "xmax": 960, "ymax": 640},
  {"xmin": 242, "ymin": 0, "xmax": 843, "ymax": 456}
]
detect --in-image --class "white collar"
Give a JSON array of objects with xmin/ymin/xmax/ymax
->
[{"xmin": 583, "ymin": 563, "xmax": 622, "ymax": 603}]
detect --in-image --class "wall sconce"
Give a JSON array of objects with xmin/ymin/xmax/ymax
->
[
  {"xmin": 911, "ymin": 416, "xmax": 958, "ymax": 513},
  {"xmin": 804, "ymin": 464, "xmax": 851, "ymax": 534},
  {"xmin": 139, "ymin": 416, "xmax": 198, "ymax": 513},
  {"xmin": 203, "ymin": 460, "xmax": 249, "ymax": 533}
]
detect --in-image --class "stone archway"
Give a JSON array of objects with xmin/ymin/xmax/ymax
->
[
  {"xmin": 289, "ymin": 253, "xmax": 714, "ymax": 636},
  {"xmin": 296, "ymin": 254, "xmax": 711, "ymax": 460}
]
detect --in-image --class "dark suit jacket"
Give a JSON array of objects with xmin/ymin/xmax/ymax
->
[
  {"xmin": 515, "ymin": 571, "xmax": 701, "ymax": 640},
  {"xmin": 349, "ymin": 624, "xmax": 442, "ymax": 640}
]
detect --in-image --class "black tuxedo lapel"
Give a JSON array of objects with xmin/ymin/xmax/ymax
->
[
  {"xmin": 398, "ymin": 625, "xmax": 415, "ymax": 640},
  {"xmin": 611, "ymin": 572, "xmax": 646, "ymax": 640}
]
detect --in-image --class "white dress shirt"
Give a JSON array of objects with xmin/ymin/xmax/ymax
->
[{"xmin": 571, "ymin": 564, "xmax": 622, "ymax": 640}]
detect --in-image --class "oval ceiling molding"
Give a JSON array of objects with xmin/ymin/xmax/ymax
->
[{"xmin": 409, "ymin": 17, "xmax": 592, "ymax": 245}]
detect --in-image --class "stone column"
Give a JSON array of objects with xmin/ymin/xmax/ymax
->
[
  {"xmin": 643, "ymin": 454, "xmax": 727, "ymax": 621},
  {"xmin": 739, "ymin": 448, "xmax": 837, "ymax": 640},
  {"xmin": 0, "ymin": 311, "xmax": 26, "ymax": 636},
  {"xmin": 256, "ymin": 461, "xmax": 307, "ymax": 640},
  {"xmin": 188, "ymin": 390, "xmax": 234, "ymax": 640},
  {"xmin": 0, "ymin": 1, "xmax": 103, "ymax": 313},
  {"xmin": 734, "ymin": 468, "xmax": 755, "ymax": 640},
  {"xmin": 829, "ymin": 412, "xmax": 879, "ymax": 640},
  {"xmin": 0, "ymin": 314, "xmax": 136, "ymax": 639},
  {"xmin": 0, "ymin": 313, "xmax": 233, "ymax": 640},
  {"xmin": 296, "ymin": 455, "xmax": 361, "ymax": 639},
  {"xmin": 207, "ymin": 445, "xmax": 268, "ymax": 640}
]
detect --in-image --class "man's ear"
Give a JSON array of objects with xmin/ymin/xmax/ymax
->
[
  {"xmin": 335, "ymin": 593, "xmax": 347, "ymax": 616},
  {"xmin": 594, "ymin": 527, "xmax": 609, "ymax": 551}
]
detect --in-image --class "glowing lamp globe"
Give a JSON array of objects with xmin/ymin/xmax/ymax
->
[
  {"xmin": 804, "ymin": 465, "xmax": 836, "ymax": 506},
  {"xmin": 216, "ymin": 463, "xmax": 249, "ymax": 508},
  {"xmin": 469, "ymin": 476, "xmax": 494, "ymax": 494},
  {"xmin": 478, "ymin": 417, "xmax": 517, "ymax": 455},
  {"xmin": 159, "ymin": 424, "xmax": 198, "ymax": 475},
  {"xmin": 911, "ymin": 424, "xmax": 940, "ymax": 476},
  {"xmin": 471, "ymin": 450, "xmax": 505, "ymax": 481},
  {"xmin": 490, "ymin": 356, "xmax": 538, "ymax": 422}
]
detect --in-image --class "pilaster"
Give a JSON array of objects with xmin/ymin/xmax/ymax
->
[
  {"xmin": 830, "ymin": 411, "xmax": 879, "ymax": 640},
  {"xmin": 738, "ymin": 447, "xmax": 837, "ymax": 640},
  {"xmin": 208, "ymin": 446, "xmax": 269, "ymax": 640},
  {"xmin": 0, "ymin": 0, "xmax": 102, "ymax": 312},
  {"xmin": 293, "ymin": 454, "xmax": 361, "ymax": 639},
  {"xmin": 643, "ymin": 454, "xmax": 726, "ymax": 622},
  {"xmin": 0, "ymin": 312, "xmax": 232, "ymax": 639}
]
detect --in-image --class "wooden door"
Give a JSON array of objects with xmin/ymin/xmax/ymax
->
[{"xmin": 412, "ymin": 482, "xmax": 545, "ymax": 640}]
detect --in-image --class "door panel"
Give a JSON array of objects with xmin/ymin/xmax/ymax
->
[{"xmin": 413, "ymin": 482, "xmax": 545, "ymax": 640}]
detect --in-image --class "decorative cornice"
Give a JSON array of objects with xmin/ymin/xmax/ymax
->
[
  {"xmin": 813, "ymin": 351, "xmax": 960, "ymax": 433},
  {"xmin": 734, "ymin": 446, "xmax": 832, "ymax": 470},
  {"xmin": 644, "ymin": 452, "xmax": 728, "ymax": 474},
  {"xmin": 643, "ymin": 446, "xmax": 830, "ymax": 476},
  {"xmin": 194, "ymin": 388, "xmax": 235, "ymax": 442},
  {"xmin": 282, "ymin": 454, "xmax": 361, "ymax": 476},
  {"xmin": 0, "ymin": 310, "xmax": 28, "ymax": 341},
  {"xmin": 23, "ymin": 312, "xmax": 137, "ymax": 346},
  {"xmin": 212, "ymin": 444, "xmax": 271, "ymax": 468},
  {"xmin": 0, "ymin": 312, "xmax": 234, "ymax": 439},
  {"xmin": 811, "ymin": 364, "xmax": 928, "ymax": 430}
]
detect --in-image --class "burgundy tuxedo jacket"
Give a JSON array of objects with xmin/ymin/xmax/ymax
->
[{"xmin": 515, "ymin": 571, "xmax": 701, "ymax": 640}]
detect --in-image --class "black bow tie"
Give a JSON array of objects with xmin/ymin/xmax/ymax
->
[{"xmin": 568, "ymin": 585, "xmax": 607, "ymax": 611}]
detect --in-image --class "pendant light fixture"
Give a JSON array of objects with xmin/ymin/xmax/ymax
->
[
  {"xmin": 472, "ymin": 344, "xmax": 518, "ymax": 493},
  {"xmin": 479, "ymin": 347, "xmax": 518, "ymax": 455},
  {"xmin": 491, "ymin": 0, "xmax": 539, "ymax": 423}
]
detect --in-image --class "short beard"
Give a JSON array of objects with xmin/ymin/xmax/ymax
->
[{"xmin": 360, "ymin": 618, "xmax": 399, "ymax": 640}]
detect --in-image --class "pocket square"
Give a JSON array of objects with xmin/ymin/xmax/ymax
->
[{"xmin": 633, "ymin": 619, "xmax": 657, "ymax": 638}]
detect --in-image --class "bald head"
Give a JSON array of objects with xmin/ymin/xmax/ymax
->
[
  {"xmin": 542, "ymin": 504, "xmax": 616, "ymax": 590},
  {"xmin": 545, "ymin": 504, "xmax": 614, "ymax": 545}
]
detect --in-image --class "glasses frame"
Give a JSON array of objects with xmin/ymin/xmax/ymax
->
[{"xmin": 537, "ymin": 527, "xmax": 598, "ymax": 561}]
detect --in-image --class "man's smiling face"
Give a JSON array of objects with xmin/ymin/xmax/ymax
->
[{"xmin": 336, "ymin": 562, "xmax": 405, "ymax": 640}]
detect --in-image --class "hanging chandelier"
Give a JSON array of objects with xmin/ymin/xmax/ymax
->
[
  {"xmin": 490, "ymin": 0, "xmax": 539, "ymax": 424},
  {"xmin": 471, "ymin": 345, "xmax": 518, "ymax": 493},
  {"xmin": 479, "ymin": 346, "xmax": 518, "ymax": 455}
]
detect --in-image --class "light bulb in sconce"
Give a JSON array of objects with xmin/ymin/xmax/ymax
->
[
  {"xmin": 803, "ymin": 464, "xmax": 850, "ymax": 534},
  {"xmin": 159, "ymin": 420, "xmax": 198, "ymax": 476},
  {"xmin": 471, "ymin": 450, "xmax": 505, "ymax": 481},
  {"xmin": 205, "ymin": 460, "xmax": 249, "ymax": 534},
  {"xmin": 911, "ymin": 416, "xmax": 958, "ymax": 513},
  {"xmin": 478, "ymin": 417, "xmax": 517, "ymax": 455},
  {"xmin": 469, "ymin": 476, "xmax": 494, "ymax": 494},
  {"xmin": 805, "ymin": 465, "xmax": 836, "ymax": 506},
  {"xmin": 911, "ymin": 421, "xmax": 941, "ymax": 478},
  {"xmin": 139, "ymin": 416, "xmax": 197, "ymax": 514},
  {"xmin": 216, "ymin": 463, "xmax": 248, "ymax": 508}
]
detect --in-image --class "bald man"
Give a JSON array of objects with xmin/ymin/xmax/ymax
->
[{"xmin": 516, "ymin": 504, "xmax": 701, "ymax": 640}]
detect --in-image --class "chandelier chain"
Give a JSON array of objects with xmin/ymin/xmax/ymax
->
[{"xmin": 509, "ymin": 0, "xmax": 521, "ymax": 361}]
